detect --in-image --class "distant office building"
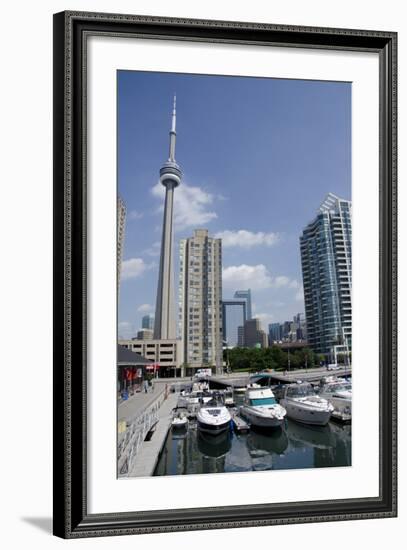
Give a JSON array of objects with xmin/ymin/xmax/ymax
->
[
  {"xmin": 268, "ymin": 323, "xmax": 282, "ymax": 344},
  {"xmin": 237, "ymin": 326, "xmax": 245, "ymax": 347},
  {"xmin": 300, "ymin": 193, "xmax": 352, "ymax": 358},
  {"xmin": 241, "ymin": 318, "xmax": 268, "ymax": 348},
  {"xmin": 136, "ymin": 329, "xmax": 153, "ymax": 340},
  {"xmin": 292, "ymin": 313, "xmax": 307, "ymax": 341},
  {"xmin": 222, "ymin": 300, "xmax": 247, "ymax": 348},
  {"xmin": 282, "ymin": 321, "xmax": 292, "ymax": 340},
  {"xmin": 179, "ymin": 229, "xmax": 223, "ymax": 374},
  {"xmin": 233, "ymin": 289, "xmax": 252, "ymax": 320},
  {"xmin": 141, "ymin": 314, "xmax": 154, "ymax": 330},
  {"xmin": 117, "ymin": 196, "xmax": 126, "ymax": 290}
]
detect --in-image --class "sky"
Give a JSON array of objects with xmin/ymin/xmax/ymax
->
[{"xmin": 117, "ymin": 70, "xmax": 351, "ymax": 339}]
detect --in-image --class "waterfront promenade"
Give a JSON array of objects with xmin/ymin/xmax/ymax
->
[{"xmin": 118, "ymin": 381, "xmax": 178, "ymax": 477}]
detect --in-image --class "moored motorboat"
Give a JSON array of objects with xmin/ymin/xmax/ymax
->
[
  {"xmin": 240, "ymin": 387, "xmax": 286, "ymax": 429},
  {"xmin": 197, "ymin": 394, "xmax": 232, "ymax": 434},
  {"xmin": 280, "ymin": 382, "xmax": 334, "ymax": 426},
  {"xmin": 223, "ymin": 388, "xmax": 235, "ymax": 407},
  {"xmin": 318, "ymin": 377, "xmax": 352, "ymax": 419},
  {"xmin": 171, "ymin": 412, "xmax": 189, "ymax": 429}
]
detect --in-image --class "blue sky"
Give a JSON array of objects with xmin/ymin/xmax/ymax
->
[{"xmin": 118, "ymin": 70, "xmax": 351, "ymax": 339}]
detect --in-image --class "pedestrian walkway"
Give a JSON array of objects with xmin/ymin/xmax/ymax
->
[
  {"xmin": 118, "ymin": 384, "xmax": 166, "ymax": 423},
  {"xmin": 128, "ymin": 392, "xmax": 178, "ymax": 477}
]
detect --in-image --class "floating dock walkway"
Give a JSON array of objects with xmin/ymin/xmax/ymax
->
[{"xmin": 231, "ymin": 411, "xmax": 250, "ymax": 432}]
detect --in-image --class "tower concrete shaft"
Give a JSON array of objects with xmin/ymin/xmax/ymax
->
[{"xmin": 154, "ymin": 96, "xmax": 182, "ymax": 340}]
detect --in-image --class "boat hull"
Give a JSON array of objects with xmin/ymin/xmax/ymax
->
[
  {"xmin": 240, "ymin": 406, "xmax": 285, "ymax": 429},
  {"xmin": 280, "ymin": 400, "xmax": 332, "ymax": 426},
  {"xmin": 197, "ymin": 419, "xmax": 231, "ymax": 434}
]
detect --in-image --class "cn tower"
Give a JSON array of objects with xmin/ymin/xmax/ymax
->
[{"xmin": 153, "ymin": 96, "xmax": 182, "ymax": 339}]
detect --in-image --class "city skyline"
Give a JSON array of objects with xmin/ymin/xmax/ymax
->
[{"xmin": 118, "ymin": 70, "xmax": 351, "ymax": 339}]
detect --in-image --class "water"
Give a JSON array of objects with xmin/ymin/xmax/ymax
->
[{"xmin": 154, "ymin": 397, "xmax": 351, "ymax": 477}]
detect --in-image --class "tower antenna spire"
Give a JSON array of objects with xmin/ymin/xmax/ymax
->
[{"xmin": 169, "ymin": 94, "xmax": 177, "ymax": 161}]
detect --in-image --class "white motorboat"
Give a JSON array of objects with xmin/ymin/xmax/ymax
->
[
  {"xmin": 178, "ymin": 389, "xmax": 213, "ymax": 409},
  {"xmin": 197, "ymin": 395, "xmax": 232, "ymax": 434},
  {"xmin": 280, "ymin": 382, "xmax": 334, "ymax": 426},
  {"xmin": 223, "ymin": 388, "xmax": 235, "ymax": 407},
  {"xmin": 234, "ymin": 382, "xmax": 261, "ymax": 395},
  {"xmin": 240, "ymin": 387, "xmax": 286, "ymax": 429},
  {"xmin": 171, "ymin": 412, "xmax": 189, "ymax": 429},
  {"xmin": 318, "ymin": 377, "xmax": 352, "ymax": 418}
]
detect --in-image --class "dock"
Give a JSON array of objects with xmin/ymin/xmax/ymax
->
[
  {"xmin": 231, "ymin": 411, "xmax": 250, "ymax": 432},
  {"xmin": 250, "ymin": 366, "xmax": 352, "ymax": 385},
  {"xmin": 128, "ymin": 392, "xmax": 178, "ymax": 477}
]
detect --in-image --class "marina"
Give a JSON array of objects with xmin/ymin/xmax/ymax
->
[{"xmin": 118, "ymin": 375, "xmax": 352, "ymax": 478}]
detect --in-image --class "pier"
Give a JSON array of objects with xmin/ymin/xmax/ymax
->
[
  {"xmin": 118, "ymin": 381, "xmax": 178, "ymax": 477},
  {"xmin": 250, "ymin": 366, "xmax": 352, "ymax": 385},
  {"xmin": 128, "ymin": 392, "xmax": 178, "ymax": 477}
]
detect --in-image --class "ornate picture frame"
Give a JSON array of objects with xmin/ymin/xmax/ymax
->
[{"xmin": 53, "ymin": 11, "xmax": 397, "ymax": 538}]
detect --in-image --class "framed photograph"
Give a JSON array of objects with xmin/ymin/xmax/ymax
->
[{"xmin": 53, "ymin": 11, "xmax": 397, "ymax": 538}]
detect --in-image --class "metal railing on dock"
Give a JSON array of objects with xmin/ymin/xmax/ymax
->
[{"xmin": 118, "ymin": 392, "xmax": 166, "ymax": 476}]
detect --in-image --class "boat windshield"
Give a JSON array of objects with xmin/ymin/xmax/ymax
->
[
  {"xmin": 286, "ymin": 384, "xmax": 314, "ymax": 398},
  {"xmin": 324, "ymin": 382, "xmax": 351, "ymax": 393},
  {"xmin": 250, "ymin": 397, "xmax": 277, "ymax": 406}
]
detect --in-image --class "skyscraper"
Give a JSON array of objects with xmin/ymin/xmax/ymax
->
[
  {"xmin": 117, "ymin": 196, "xmax": 126, "ymax": 290},
  {"xmin": 233, "ymin": 289, "xmax": 252, "ymax": 320},
  {"xmin": 222, "ymin": 300, "xmax": 247, "ymax": 347},
  {"xmin": 154, "ymin": 96, "xmax": 181, "ymax": 340},
  {"xmin": 268, "ymin": 322, "xmax": 282, "ymax": 344},
  {"xmin": 300, "ymin": 193, "xmax": 352, "ymax": 358},
  {"xmin": 241, "ymin": 318, "xmax": 269, "ymax": 348},
  {"xmin": 179, "ymin": 229, "xmax": 223, "ymax": 374},
  {"xmin": 142, "ymin": 314, "xmax": 154, "ymax": 330}
]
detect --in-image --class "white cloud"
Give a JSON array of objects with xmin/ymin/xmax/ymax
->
[
  {"xmin": 152, "ymin": 181, "xmax": 217, "ymax": 231},
  {"xmin": 121, "ymin": 258, "xmax": 148, "ymax": 280},
  {"xmin": 118, "ymin": 321, "xmax": 136, "ymax": 340},
  {"xmin": 273, "ymin": 275, "xmax": 290, "ymax": 288},
  {"xmin": 223, "ymin": 264, "xmax": 273, "ymax": 290},
  {"xmin": 223, "ymin": 264, "xmax": 299, "ymax": 291},
  {"xmin": 144, "ymin": 241, "xmax": 161, "ymax": 257},
  {"xmin": 137, "ymin": 303, "xmax": 154, "ymax": 313},
  {"xmin": 215, "ymin": 229, "xmax": 279, "ymax": 248}
]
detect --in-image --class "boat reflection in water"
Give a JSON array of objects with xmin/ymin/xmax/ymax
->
[
  {"xmin": 197, "ymin": 429, "xmax": 232, "ymax": 459},
  {"xmin": 245, "ymin": 427, "xmax": 289, "ymax": 470},
  {"xmin": 154, "ymin": 417, "xmax": 351, "ymax": 476},
  {"xmin": 286, "ymin": 419, "xmax": 335, "ymax": 450}
]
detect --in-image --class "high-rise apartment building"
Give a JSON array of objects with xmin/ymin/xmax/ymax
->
[
  {"xmin": 179, "ymin": 229, "xmax": 223, "ymax": 374},
  {"xmin": 300, "ymin": 193, "xmax": 352, "ymax": 358},
  {"xmin": 222, "ymin": 300, "xmax": 247, "ymax": 347},
  {"xmin": 117, "ymin": 196, "xmax": 126, "ymax": 290}
]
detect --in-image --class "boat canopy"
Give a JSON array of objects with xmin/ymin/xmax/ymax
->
[{"xmin": 286, "ymin": 384, "xmax": 315, "ymax": 398}]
